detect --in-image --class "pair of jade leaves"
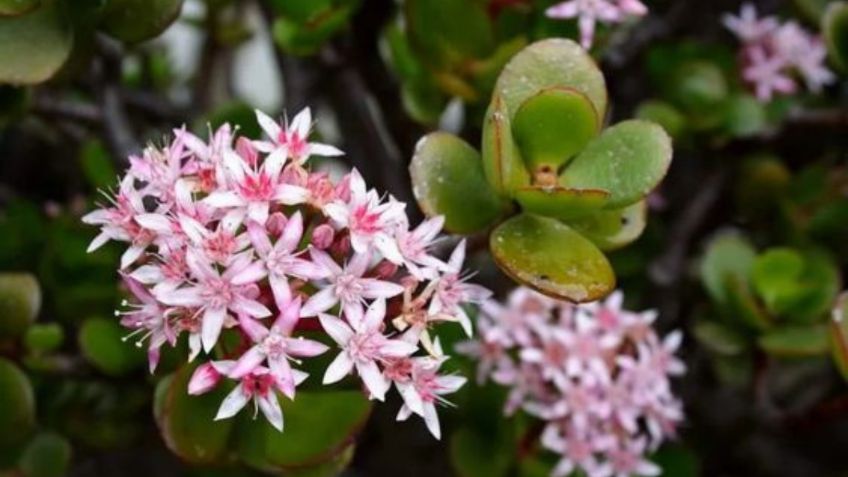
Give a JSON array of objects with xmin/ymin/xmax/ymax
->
[{"xmin": 410, "ymin": 39, "xmax": 673, "ymax": 303}]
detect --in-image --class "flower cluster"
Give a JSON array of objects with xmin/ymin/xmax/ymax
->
[
  {"xmin": 83, "ymin": 108, "xmax": 489, "ymax": 437},
  {"xmin": 458, "ymin": 288, "xmax": 684, "ymax": 477},
  {"xmin": 723, "ymin": 3, "xmax": 835, "ymax": 101},
  {"xmin": 545, "ymin": 0, "xmax": 648, "ymax": 49}
]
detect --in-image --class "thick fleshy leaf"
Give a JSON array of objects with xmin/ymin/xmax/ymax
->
[
  {"xmin": 490, "ymin": 213, "xmax": 614, "ymax": 302},
  {"xmin": 481, "ymin": 94, "xmax": 530, "ymax": 197},
  {"xmin": 514, "ymin": 186, "xmax": 609, "ymax": 221},
  {"xmin": 758, "ymin": 325, "xmax": 830, "ymax": 358},
  {"xmin": 272, "ymin": 3, "xmax": 357, "ymax": 56},
  {"xmin": 669, "ymin": 61, "xmax": 728, "ymax": 115},
  {"xmin": 0, "ymin": 272, "xmax": 40, "ymax": 339},
  {"xmin": 410, "ymin": 132, "xmax": 505, "ymax": 233},
  {"xmin": 78, "ymin": 317, "xmax": 145, "ymax": 376},
  {"xmin": 635, "ymin": 100, "xmax": 687, "ymax": 139},
  {"xmin": 512, "ymin": 87, "xmax": 599, "ymax": 172},
  {"xmin": 18, "ymin": 432, "xmax": 72, "ymax": 477},
  {"xmin": 236, "ymin": 390, "xmax": 371, "ymax": 471},
  {"xmin": 0, "ymin": 358, "xmax": 35, "ymax": 455},
  {"xmin": 155, "ymin": 365, "xmax": 236, "ymax": 464},
  {"xmin": 0, "ymin": 3, "xmax": 72, "ymax": 85},
  {"xmin": 830, "ymin": 292, "xmax": 848, "ymax": 380},
  {"xmin": 723, "ymin": 274, "xmax": 772, "ymax": 331},
  {"xmin": 824, "ymin": 2, "xmax": 848, "ymax": 70},
  {"xmin": 559, "ymin": 120, "xmax": 672, "ymax": 209},
  {"xmin": 0, "ymin": 0, "xmax": 39, "ymax": 16},
  {"xmin": 692, "ymin": 320, "xmax": 749, "ymax": 356},
  {"xmin": 751, "ymin": 248, "xmax": 840, "ymax": 323},
  {"xmin": 101, "ymin": 0, "xmax": 184, "ymax": 44},
  {"xmin": 404, "ymin": 0, "xmax": 494, "ymax": 69},
  {"xmin": 494, "ymin": 38, "xmax": 607, "ymax": 120},
  {"xmin": 699, "ymin": 233, "xmax": 756, "ymax": 305},
  {"xmin": 24, "ymin": 323, "xmax": 63, "ymax": 353},
  {"xmin": 568, "ymin": 200, "xmax": 647, "ymax": 251}
]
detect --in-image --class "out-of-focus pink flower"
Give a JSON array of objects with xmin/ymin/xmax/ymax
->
[
  {"xmin": 458, "ymin": 287, "xmax": 684, "ymax": 477},
  {"xmin": 725, "ymin": 3, "xmax": 834, "ymax": 101},
  {"xmin": 546, "ymin": 0, "xmax": 648, "ymax": 49}
]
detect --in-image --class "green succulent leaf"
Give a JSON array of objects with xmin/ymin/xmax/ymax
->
[
  {"xmin": 635, "ymin": 100, "xmax": 687, "ymax": 140},
  {"xmin": 758, "ymin": 325, "xmax": 830, "ymax": 358},
  {"xmin": 24, "ymin": 323, "xmax": 63, "ymax": 353},
  {"xmin": 272, "ymin": 2, "xmax": 358, "ymax": 56},
  {"xmin": 18, "ymin": 432, "xmax": 72, "ymax": 477},
  {"xmin": 0, "ymin": 0, "xmax": 39, "ymax": 17},
  {"xmin": 101, "ymin": 0, "xmax": 183, "ymax": 44},
  {"xmin": 830, "ymin": 292, "xmax": 848, "ymax": 380},
  {"xmin": 482, "ymin": 94, "xmax": 530, "ymax": 197},
  {"xmin": 723, "ymin": 94, "xmax": 768, "ymax": 138},
  {"xmin": 236, "ymin": 390, "xmax": 371, "ymax": 472},
  {"xmin": 0, "ymin": 272, "xmax": 40, "ymax": 339},
  {"xmin": 155, "ymin": 366, "xmax": 236, "ymax": 465},
  {"xmin": 494, "ymin": 38, "xmax": 607, "ymax": 120},
  {"xmin": 0, "ymin": 2, "xmax": 73, "ymax": 85},
  {"xmin": 724, "ymin": 274, "xmax": 772, "ymax": 331},
  {"xmin": 490, "ymin": 213, "xmax": 615, "ymax": 302},
  {"xmin": 512, "ymin": 87, "xmax": 599, "ymax": 172},
  {"xmin": 0, "ymin": 358, "xmax": 35, "ymax": 453},
  {"xmin": 567, "ymin": 200, "xmax": 647, "ymax": 251},
  {"xmin": 404, "ymin": 0, "xmax": 494, "ymax": 69},
  {"xmin": 752, "ymin": 248, "xmax": 840, "ymax": 322},
  {"xmin": 699, "ymin": 233, "xmax": 757, "ymax": 305},
  {"xmin": 824, "ymin": 2, "xmax": 848, "ymax": 70},
  {"xmin": 559, "ymin": 120, "xmax": 672, "ymax": 209},
  {"xmin": 669, "ymin": 61, "xmax": 728, "ymax": 114},
  {"xmin": 78, "ymin": 317, "xmax": 145, "ymax": 376},
  {"xmin": 692, "ymin": 320, "xmax": 749, "ymax": 356},
  {"xmin": 514, "ymin": 186, "xmax": 610, "ymax": 221},
  {"xmin": 410, "ymin": 132, "xmax": 505, "ymax": 233}
]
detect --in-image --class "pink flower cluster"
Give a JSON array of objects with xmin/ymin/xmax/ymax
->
[
  {"xmin": 83, "ymin": 108, "xmax": 489, "ymax": 437},
  {"xmin": 724, "ymin": 3, "xmax": 835, "ymax": 101},
  {"xmin": 458, "ymin": 288, "xmax": 684, "ymax": 477},
  {"xmin": 545, "ymin": 0, "xmax": 648, "ymax": 49}
]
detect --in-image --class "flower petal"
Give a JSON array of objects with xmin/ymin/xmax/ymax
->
[
  {"xmin": 215, "ymin": 383, "xmax": 250, "ymax": 420},
  {"xmin": 323, "ymin": 352, "xmax": 354, "ymax": 384}
]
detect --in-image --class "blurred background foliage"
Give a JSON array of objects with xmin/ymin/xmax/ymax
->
[{"xmin": 0, "ymin": 0, "xmax": 847, "ymax": 476}]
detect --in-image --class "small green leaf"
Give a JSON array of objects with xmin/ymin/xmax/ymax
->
[
  {"xmin": 824, "ymin": 2, "xmax": 848, "ymax": 70},
  {"xmin": 78, "ymin": 317, "xmax": 145, "ymax": 376},
  {"xmin": 494, "ymin": 38, "xmax": 607, "ymax": 120},
  {"xmin": 272, "ymin": 3, "xmax": 357, "ymax": 56},
  {"xmin": 80, "ymin": 140, "xmax": 116, "ymax": 190},
  {"xmin": 514, "ymin": 186, "xmax": 609, "ymax": 221},
  {"xmin": 410, "ymin": 132, "xmax": 505, "ymax": 233},
  {"xmin": 101, "ymin": 0, "xmax": 184, "ymax": 44},
  {"xmin": 669, "ymin": 61, "xmax": 728, "ymax": 114},
  {"xmin": 404, "ymin": 0, "xmax": 494, "ymax": 69},
  {"xmin": 829, "ymin": 292, "xmax": 848, "ymax": 380},
  {"xmin": 751, "ymin": 248, "xmax": 840, "ymax": 322},
  {"xmin": 450, "ymin": 426, "xmax": 512, "ymax": 477},
  {"xmin": 559, "ymin": 120, "xmax": 673, "ymax": 209},
  {"xmin": 699, "ymin": 233, "xmax": 757, "ymax": 305},
  {"xmin": 18, "ymin": 432, "xmax": 72, "ymax": 477},
  {"xmin": 512, "ymin": 87, "xmax": 599, "ymax": 172},
  {"xmin": 635, "ymin": 100, "xmax": 687, "ymax": 139},
  {"xmin": 481, "ymin": 94, "xmax": 530, "ymax": 197},
  {"xmin": 758, "ymin": 325, "xmax": 830, "ymax": 357},
  {"xmin": 567, "ymin": 200, "xmax": 647, "ymax": 251},
  {"xmin": 723, "ymin": 94, "xmax": 767, "ymax": 138},
  {"xmin": 692, "ymin": 320, "xmax": 748, "ymax": 356},
  {"xmin": 24, "ymin": 323, "xmax": 63, "ymax": 353},
  {"xmin": 0, "ymin": 272, "xmax": 41, "ymax": 339},
  {"xmin": 155, "ymin": 366, "xmax": 236, "ymax": 464},
  {"xmin": 723, "ymin": 274, "xmax": 772, "ymax": 331},
  {"xmin": 0, "ymin": 358, "xmax": 35, "ymax": 453},
  {"xmin": 236, "ymin": 390, "xmax": 371, "ymax": 471},
  {"xmin": 0, "ymin": 2, "xmax": 73, "ymax": 85},
  {"xmin": 0, "ymin": 0, "xmax": 39, "ymax": 17},
  {"xmin": 490, "ymin": 213, "xmax": 615, "ymax": 302}
]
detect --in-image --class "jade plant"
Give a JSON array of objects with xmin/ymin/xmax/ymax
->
[
  {"xmin": 824, "ymin": 2, "xmax": 848, "ymax": 71},
  {"xmin": 268, "ymin": 0, "xmax": 361, "ymax": 56},
  {"xmin": 410, "ymin": 38, "xmax": 673, "ymax": 303},
  {"xmin": 696, "ymin": 233, "xmax": 842, "ymax": 382}
]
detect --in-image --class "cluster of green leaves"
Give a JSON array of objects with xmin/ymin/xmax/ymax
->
[
  {"xmin": 411, "ymin": 39, "xmax": 672, "ymax": 303},
  {"xmin": 267, "ymin": 0, "xmax": 360, "ymax": 56},
  {"xmin": 636, "ymin": 42, "xmax": 784, "ymax": 143},
  {"xmin": 824, "ymin": 2, "xmax": 848, "ymax": 70},
  {"xmin": 697, "ymin": 233, "xmax": 842, "ymax": 382},
  {"xmin": 0, "ymin": 0, "xmax": 185, "ymax": 85}
]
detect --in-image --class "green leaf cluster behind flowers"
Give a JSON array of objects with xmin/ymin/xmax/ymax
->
[{"xmin": 411, "ymin": 39, "xmax": 672, "ymax": 303}]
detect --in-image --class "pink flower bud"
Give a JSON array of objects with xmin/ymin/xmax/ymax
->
[
  {"xmin": 188, "ymin": 363, "xmax": 222, "ymax": 395},
  {"xmin": 330, "ymin": 232, "xmax": 351, "ymax": 257},
  {"xmin": 266, "ymin": 212, "xmax": 288, "ymax": 237},
  {"xmin": 311, "ymin": 224, "xmax": 335, "ymax": 249},
  {"xmin": 372, "ymin": 260, "xmax": 399, "ymax": 280}
]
